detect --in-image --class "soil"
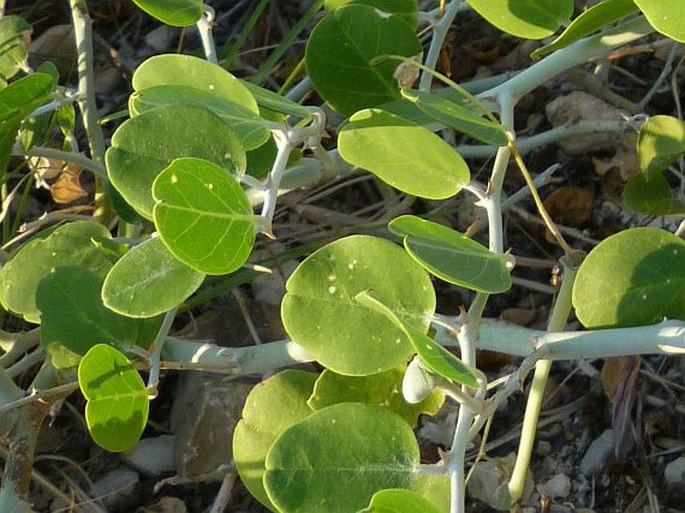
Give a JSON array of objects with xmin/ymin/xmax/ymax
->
[{"xmin": 3, "ymin": 1, "xmax": 685, "ymax": 512}]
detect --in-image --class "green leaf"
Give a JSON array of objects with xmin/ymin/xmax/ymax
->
[
  {"xmin": 281, "ymin": 235, "xmax": 435, "ymax": 376},
  {"xmin": 573, "ymin": 228, "xmax": 685, "ymax": 328},
  {"xmin": 106, "ymin": 104, "xmax": 246, "ymax": 220},
  {"xmin": 130, "ymin": 0, "xmax": 203, "ymax": 27},
  {"xmin": 466, "ymin": 0, "xmax": 573, "ymax": 39},
  {"xmin": 0, "ymin": 221, "xmax": 112, "ymax": 323},
  {"xmin": 0, "ymin": 72, "xmax": 55, "ymax": 174},
  {"xmin": 324, "ymin": 0, "xmax": 419, "ymax": 27},
  {"xmin": 401, "ymin": 89, "xmax": 508, "ymax": 146},
  {"xmin": 636, "ymin": 115, "xmax": 685, "ymax": 178},
  {"xmin": 634, "ymin": 0, "xmax": 685, "ymax": 43},
  {"xmin": 233, "ymin": 370, "xmax": 317, "ymax": 511},
  {"xmin": 37, "ymin": 266, "xmax": 139, "ymax": 359},
  {"xmin": 241, "ymin": 80, "xmax": 314, "ymax": 118},
  {"xmin": 152, "ymin": 157, "xmax": 256, "ymax": 275},
  {"xmin": 338, "ymin": 109, "xmax": 469, "ymax": 199},
  {"xmin": 308, "ymin": 367, "xmax": 444, "ymax": 428},
  {"xmin": 305, "ymin": 4, "xmax": 422, "ymax": 116},
  {"xmin": 264, "ymin": 402, "xmax": 420, "ymax": 513},
  {"xmin": 531, "ymin": 0, "xmax": 639, "ymax": 59},
  {"xmin": 389, "ymin": 215, "xmax": 512, "ymax": 293},
  {"xmin": 0, "ymin": 15, "xmax": 32, "ymax": 86},
  {"xmin": 359, "ymin": 488, "xmax": 444, "ymax": 513},
  {"xmin": 354, "ymin": 291, "xmax": 479, "ymax": 389},
  {"xmin": 78, "ymin": 344, "xmax": 149, "ymax": 452},
  {"xmin": 623, "ymin": 172, "xmax": 685, "ymax": 215},
  {"xmin": 131, "ymin": 54, "xmax": 268, "ymax": 150},
  {"xmin": 102, "ymin": 237, "xmax": 205, "ymax": 318}
]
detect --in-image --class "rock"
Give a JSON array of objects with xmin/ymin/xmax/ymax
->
[
  {"xmin": 90, "ymin": 467, "xmax": 139, "ymax": 510},
  {"xmin": 122, "ymin": 435, "xmax": 176, "ymax": 476},
  {"xmin": 664, "ymin": 455, "xmax": 685, "ymax": 489},
  {"xmin": 580, "ymin": 429, "xmax": 615, "ymax": 475},
  {"xmin": 143, "ymin": 496, "xmax": 188, "ymax": 513},
  {"xmin": 467, "ymin": 452, "xmax": 533, "ymax": 510},
  {"xmin": 537, "ymin": 473, "xmax": 572, "ymax": 499},
  {"xmin": 171, "ymin": 373, "xmax": 254, "ymax": 477}
]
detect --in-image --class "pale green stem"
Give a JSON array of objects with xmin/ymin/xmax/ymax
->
[
  {"xmin": 419, "ymin": 0, "xmax": 463, "ymax": 92},
  {"xmin": 197, "ymin": 6, "xmax": 218, "ymax": 64},
  {"xmin": 69, "ymin": 0, "xmax": 110, "ymax": 222},
  {"xmin": 507, "ymin": 256, "xmax": 580, "ymax": 506},
  {"xmin": 146, "ymin": 307, "xmax": 178, "ymax": 395},
  {"xmin": 13, "ymin": 144, "xmax": 107, "ymax": 179}
]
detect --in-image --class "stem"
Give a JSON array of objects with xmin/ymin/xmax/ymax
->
[
  {"xmin": 419, "ymin": 0, "xmax": 463, "ymax": 92},
  {"xmin": 260, "ymin": 130, "xmax": 295, "ymax": 236},
  {"xmin": 197, "ymin": 6, "xmax": 218, "ymax": 64},
  {"xmin": 69, "ymin": 0, "xmax": 110, "ymax": 223},
  {"xmin": 146, "ymin": 307, "xmax": 178, "ymax": 394},
  {"xmin": 507, "ymin": 256, "xmax": 580, "ymax": 506},
  {"xmin": 12, "ymin": 145, "xmax": 107, "ymax": 179}
]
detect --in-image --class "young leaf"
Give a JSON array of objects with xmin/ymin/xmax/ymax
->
[
  {"xmin": 636, "ymin": 115, "xmax": 685, "ymax": 178},
  {"xmin": 308, "ymin": 367, "xmax": 444, "ymax": 427},
  {"xmin": 305, "ymin": 4, "xmax": 422, "ymax": 116},
  {"xmin": 78, "ymin": 344, "xmax": 149, "ymax": 452},
  {"xmin": 130, "ymin": 0, "xmax": 203, "ymax": 27},
  {"xmin": 102, "ymin": 237, "xmax": 205, "ymax": 318},
  {"xmin": 359, "ymin": 488, "xmax": 444, "ymax": 513},
  {"xmin": 634, "ymin": 0, "xmax": 685, "ymax": 43},
  {"xmin": 466, "ymin": 0, "xmax": 573, "ymax": 39},
  {"xmin": 37, "ymin": 266, "xmax": 139, "ymax": 359},
  {"xmin": 264, "ymin": 402, "xmax": 420, "ymax": 513},
  {"xmin": 338, "ymin": 109, "xmax": 470, "ymax": 199},
  {"xmin": 233, "ymin": 370, "xmax": 317, "ymax": 510},
  {"xmin": 401, "ymin": 89, "xmax": 508, "ymax": 146},
  {"xmin": 354, "ymin": 291, "xmax": 479, "ymax": 389},
  {"xmin": 0, "ymin": 221, "xmax": 112, "ymax": 323},
  {"xmin": 106, "ymin": 104, "xmax": 246, "ymax": 219},
  {"xmin": 324, "ymin": 0, "xmax": 419, "ymax": 27},
  {"xmin": 0, "ymin": 15, "xmax": 32, "ymax": 86},
  {"xmin": 573, "ymin": 228, "xmax": 685, "ymax": 328},
  {"xmin": 152, "ymin": 157, "xmax": 256, "ymax": 275},
  {"xmin": 623, "ymin": 172, "xmax": 685, "ymax": 215},
  {"xmin": 281, "ymin": 235, "xmax": 435, "ymax": 376},
  {"xmin": 389, "ymin": 215, "xmax": 512, "ymax": 293},
  {"xmin": 531, "ymin": 0, "xmax": 639, "ymax": 59}
]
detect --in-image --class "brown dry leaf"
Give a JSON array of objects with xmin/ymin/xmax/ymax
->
[
  {"xmin": 601, "ymin": 356, "xmax": 640, "ymax": 459},
  {"xmin": 543, "ymin": 186, "xmax": 594, "ymax": 226},
  {"xmin": 50, "ymin": 163, "xmax": 87, "ymax": 204}
]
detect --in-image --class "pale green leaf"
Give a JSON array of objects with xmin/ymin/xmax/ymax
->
[
  {"xmin": 634, "ymin": 0, "xmax": 685, "ymax": 42},
  {"xmin": 130, "ymin": 0, "xmax": 203, "ymax": 27},
  {"xmin": 0, "ymin": 15, "xmax": 32, "ymax": 85},
  {"xmin": 359, "ymin": 488, "xmax": 444, "ymax": 513},
  {"xmin": 636, "ymin": 115, "xmax": 685, "ymax": 177},
  {"xmin": 466, "ymin": 0, "xmax": 573, "ymax": 39}
]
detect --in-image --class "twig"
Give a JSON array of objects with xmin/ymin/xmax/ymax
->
[{"xmin": 197, "ymin": 6, "xmax": 218, "ymax": 64}]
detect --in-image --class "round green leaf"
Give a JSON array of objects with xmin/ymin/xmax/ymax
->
[
  {"xmin": 623, "ymin": 172, "xmax": 685, "ymax": 215},
  {"xmin": 0, "ymin": 221, "xmax": 112, "ymax": 323},
  {"xmin": 634, "ymin": 0, "xmax": 685, "ymax": 42},
  {"xmin": 401, "ymin": 89, "xmax": 508, "ymax": 146},
  {"xmin": 152, "ymin": 157, "xmax": 256, "ymax": 275},
  {"xmin": 466, "ymin": 0, "xmax": 573, "ymax": 39},
  {"xmin": 264, "ymin": 402, "xmax": 420, "ymax": 513},
  {"xmin": 78, "ymin": 344, "xmax": 149, "ymax": 452},
  {"xmin": 0, "ymin": 15, "xmax": 32, "ymax": 85},
  {"xmin": 308, "ymin": 367, "xmax": 444, "ymax": 428},
  {"xmin": 102, "ymin": 237, "xmax": 205, "ymax": 318},
  {"xmin": 106, "ymin": 104, "xmax": 246, "ymax": 220},
  {"xmin": 281, "ymin": 235, "xmax": 435, "ymax": 376},
  {"xmin": 130, "ymin": 0, "xmax": 202, "ymax": 27},
  {"xmin": 233, "ymin": 370, "xmax": 317, "ymax": 510},
  {"xmin": 305, "ymin": 4, "xmax": 422, "ymax": 116},
  {"xmin": 389, "ymin": 215, "xmax": 511, "ymax": 293},
  {"xmin": 241, "ymin": 80, "xmax": 314, "ymax": 119},
  {"xmin": 339, "ymin": 109, "xmax": 470, "ymax": 199},
  {"xmin": 324, "ymin": 0, "xmax": 418, "ymax": 27},
  {"xmin": 359, "ymin": 488, "xmax": 443, "ymax": 513},
  {"xmin": 636, "ymin": 115, "xmax": 685, "ymax": 178},
  {"xmin": 37, "ymin": 266, "xmax": 138, "ymax": 358},
  {"xmin": 531, "ymin": 0, "xmax": 639, "ymax": 59},
  {"xmin": 354, "ymin": 291, "xmax": 480, "ymax": 389},
  {"xmin": 573, "ymin": 228, "xmax": 685, "ymax": 328}
]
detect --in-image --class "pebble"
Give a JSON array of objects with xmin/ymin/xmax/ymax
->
[
  {"xmin": 538, "ymin": 473, "xmax": 571, "ymax": 499},
  {"xmin": 90, "ymin": 467, "xmax": 139, "ymax": 510},
  {"xmin": 580, "ymin": 428, "xmax": 615, "ymax": 475},
  {"xmin": 664, "ymin": 455, "xmax": 685, "ymax": 488},
  {"xmin": 123, "ymin": 434, "xmax": 176, "ymax": 476}
]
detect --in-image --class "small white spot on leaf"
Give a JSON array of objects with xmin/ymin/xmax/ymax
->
[{"xmin": 328, "ymin": 286, "xmax": 336, "ymax": 294}]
